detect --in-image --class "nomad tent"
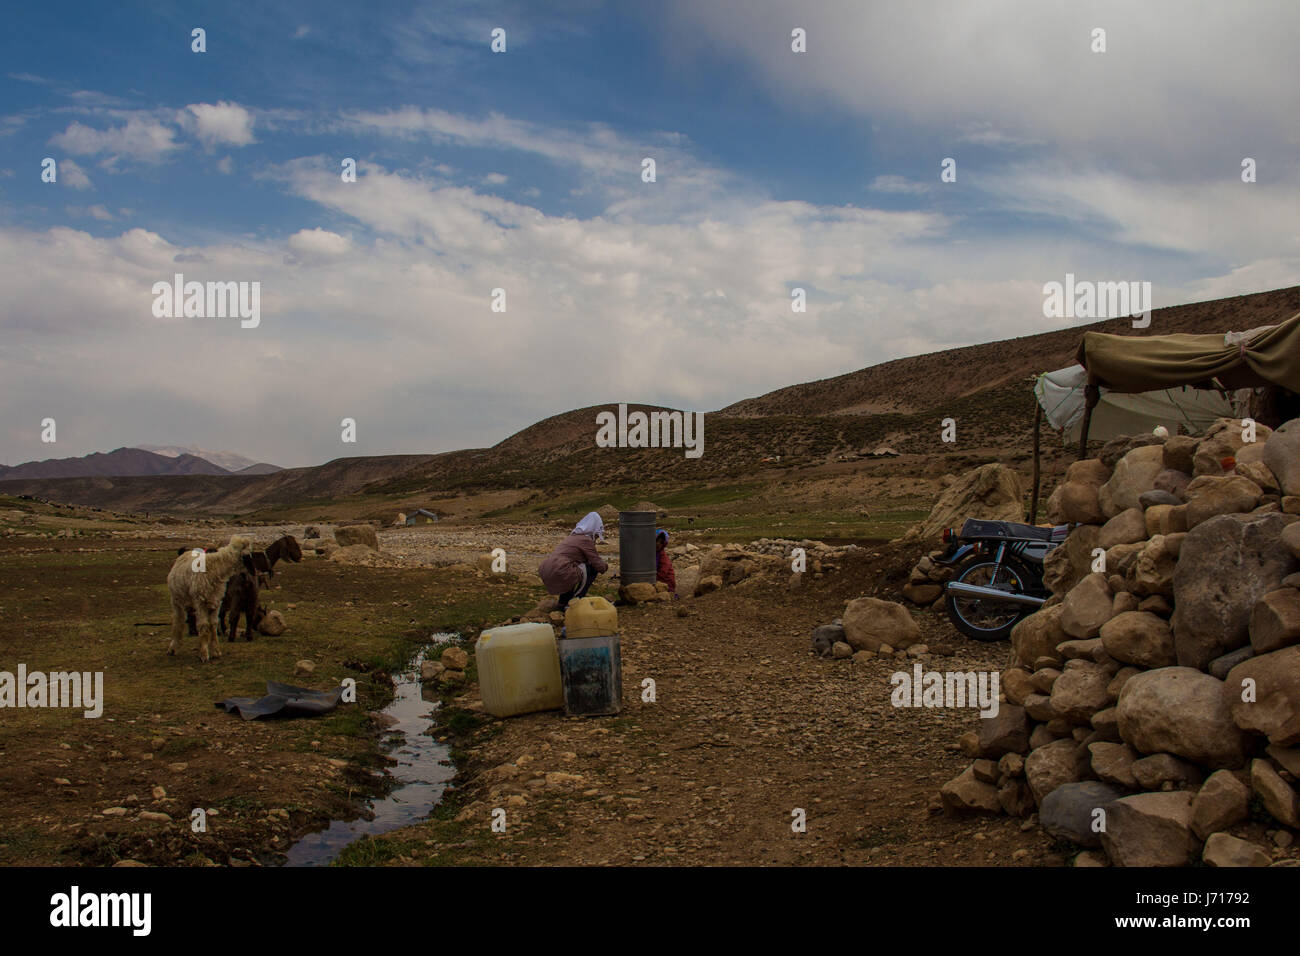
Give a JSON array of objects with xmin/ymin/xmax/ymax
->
[
  {"xmin": 1034, "ymin": 366, "xmax": 1236, "ymax": 444},
  {"xmin": 1026, "ymin": 312, "xmax": 1300, "ymax": 521}
]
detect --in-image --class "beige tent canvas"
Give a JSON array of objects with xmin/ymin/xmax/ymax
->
[
  {"xmin": 1076, "ymin": 312, "xmax": 1300, "ymax": 392},
  {"xmin": 1035, "ymin": 364, "xmax": 1237, "ymax": 442}
]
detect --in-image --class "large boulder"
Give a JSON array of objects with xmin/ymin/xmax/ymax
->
[
  {"xmin": 939, "ymin": 765, "xmax": 1002, "ymax": 814},
  {"xmin": 1224, "ymin": 645, "xmax": 1300, "ymax": 746},
  {"xmin": 698, "ymin": 547, "xmax": 757, "ymax": 585},
  {"xmin": 1183, "ymin": 474, "xmax": 1263, "ymax": 529},
  {"xmin": 841, "ymin": 597, "xmax": 921, "ymax": 652},
  {"xmin": 1098, "ymin": 445, "xmax": 1165, "ymax": 519},
  {"xmin": 1046, "ymin": 459, "xmax": 1111, "ymax": 526},
  {"xmin": 1251, "ymin": 758, "xmax": 1300, "ymax": 826},
  {"xmin": 1117, "ymin": 667, "xmax": 1249, "ymax": 769},
  {"xmin": 977, "ymin": 704, "xmax": 1030, "ymax": 758},
  {"xmin": 1099, "ymin": 791, "xmax": 1197, "ymax": 867},
  {"xmin": 1263, "ymin": 417, "xmax": 1300, "ymax": 497},
  {"xmin": 1040, "ymin": 781, "xmax": 1125, "ymax": 847},
  {"xmin": 1250, "ymin": 588, "xmax": 1300, "ymax": 654},
  {"xmin": 1025, "ymin": 737, "xmax": 1088, "ymax": 805},
  {"xmin": 1154, "ymin": 468, "xmax": 1192, "ymax": 499},
  {"xmin": 903, "ymin": 463, "xmax": 1024, "ymax": 542},
  {"xmin": 335, "ymin": 524, "xmax": 379, "ymax": 550},
  {"xmin": 1190, "ymin": 769, "xmax": 1250, "ymax": 840},
  {"xmin": 1132, "ymin": 534, "xmax": 1178, "ymax": 597},
  {"xmin": 1100, "ymin": 611, "xmax": 1176, "ymax": 668},
  {"xmin": 1089, "ymin": 741, "xmax": 1139, "ymax": 788},
  {"xmin": 1050, "ymin": 661, "xmax": 1112, "ymax": 723},
  {"xmin": 1043, "ymin": 524, "xmax": 1101, "ymax": 597},
  {"xmin": 1059, "ymin": 573, "xmax": 1115, "ymax": 640},
  {"xmin": 1171, "ymin": 513, "xmax": 1298, "ymax": 669},
  {"xmin": 1011, "ymin": 604, "xmax": 1066, "ymax": 668},
  {"xmin": 1162, "ymin": 436, "xmax": 1199, "ymax": 475},
  {"xmin": 1194, "ymin": 417, "xmax": 1272, "ymax": 476},
  {"xmin": 1098, "ymin": 508, "xmax": 1148, "ymax": 550}
]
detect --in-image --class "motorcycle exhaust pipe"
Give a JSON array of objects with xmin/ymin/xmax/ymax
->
[{"xmin": 945, "ymin": 581, "xmax": 1047, "ymax": 608}]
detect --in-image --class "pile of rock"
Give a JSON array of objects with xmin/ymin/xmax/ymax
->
[
  {"xmin": 902, "ymin": 551, "xmax": 954, "ymax": 606},
  {"xmin": 421, "ymin": 645, "xmax": 469, "ymax": 685},
  {"xmin": 673, "ymin": 539, "xmax": 857, "ymax": 598},
  {"xmin": 938, "ymin": 417, "xmax": 1300, "ymax": 866},
  {"xmin": 811, "ymin": 597, "xmax": 930, "ymax": 663}
]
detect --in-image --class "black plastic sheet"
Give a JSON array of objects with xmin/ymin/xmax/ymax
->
[{"xmin": 215, "ymin": 681, "xmax": 346, "ymax": 721}]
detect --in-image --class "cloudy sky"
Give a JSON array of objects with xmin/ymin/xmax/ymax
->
[{"xmin": 1, "ymin": 0, "xmax": 1297, "ymax": 467}]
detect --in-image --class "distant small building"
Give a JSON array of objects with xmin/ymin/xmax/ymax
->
[{"xmin": 405, "ymin": 508, "xmax": 440, "ymax": 525}]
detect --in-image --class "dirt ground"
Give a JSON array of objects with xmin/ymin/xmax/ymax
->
[
  {"xmin": 373, "ymin": 553, "xmax": 1066, "ymax": 866},
  {"xmin": 0, "ymin": 503, "xmax": 1065, "ymax": 867}
]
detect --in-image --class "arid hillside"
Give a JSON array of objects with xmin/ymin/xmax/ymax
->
[{"xmin": 5, "ymin": 285, "xmax": 1297, "ymax": 515}]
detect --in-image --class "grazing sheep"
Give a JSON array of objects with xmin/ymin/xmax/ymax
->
[
  {"xmin": 179, "ymin": 548, "xmax": 255, "ymax": 636},
  {"xmin": 220, "ymin": 568, "xmax": 265, "ymax": 641},
  {"xmin": 167, "ymin": 536, "xmax": 252, "ymax": 662}
]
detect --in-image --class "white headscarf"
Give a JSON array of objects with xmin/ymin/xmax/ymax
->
[{"xmin": 573, "ymin": 511, "xmax": 605, "ymax": 541}]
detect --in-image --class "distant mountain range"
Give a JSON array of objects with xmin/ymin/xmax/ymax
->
[
  {"xmin": 134, "ymin": 444, "xmax": 269, "ymax": 473},
  {"xmin": 0, "ymin": 446, "xmax": 282, "ymax": 481}
]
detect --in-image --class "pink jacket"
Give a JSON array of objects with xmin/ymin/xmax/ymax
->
[{"xmin": 538, "ymin": 534, "xmax": 608, "ymax": 594}]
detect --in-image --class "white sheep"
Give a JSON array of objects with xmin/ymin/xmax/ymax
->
[{"xmin": 167, "ymin": 535, "xmax": 253, "ymax": 662}]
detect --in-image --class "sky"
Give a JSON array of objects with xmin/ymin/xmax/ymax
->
[{"xmin": 1, "ymin": 0, "xmax": 1298, "ymax": 468}]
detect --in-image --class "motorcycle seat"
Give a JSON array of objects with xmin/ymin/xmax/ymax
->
[{"xmin": 960, "ymin": 518, "xmax": 1066, "ymax": 542}]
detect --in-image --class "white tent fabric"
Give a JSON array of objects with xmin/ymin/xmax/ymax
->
[{"xmin": 1035, "ymin": 365, "xmax": 1238, "ymax": 442}]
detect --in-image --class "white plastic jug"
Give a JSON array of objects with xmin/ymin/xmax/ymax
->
[{"xmin": 475, "ymin": 622, "xmax": 564, "ymax": 718}]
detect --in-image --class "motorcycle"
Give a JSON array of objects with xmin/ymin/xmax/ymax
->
[{"xmin": 935, "ymin": 518, "xmax": 1070, "ymax": 641}]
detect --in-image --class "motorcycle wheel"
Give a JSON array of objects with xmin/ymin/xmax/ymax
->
[{"xmin": 945, "ymin": 557, "xmax": 1035, "ymax": 643}]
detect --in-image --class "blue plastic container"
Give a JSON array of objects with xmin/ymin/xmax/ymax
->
[{"xmin": 557, "ymin": 633, "xmax": 623, "ymax": 716}]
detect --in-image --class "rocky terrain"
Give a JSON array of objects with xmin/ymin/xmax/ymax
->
[{"xmin": 932, "ymin": 417, "xmax": 1300, "ymax": 866}]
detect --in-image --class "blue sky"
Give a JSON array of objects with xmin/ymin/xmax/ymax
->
[{"xmin": 2, "ymin": 1, "xmax": 1298, "ymax": 467}]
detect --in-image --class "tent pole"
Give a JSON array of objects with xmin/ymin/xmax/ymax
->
[
  {"xmin": 1077, "ymin": 384, "xmax": 1100, "ymax": 460},
  {"xmin": 1029, "ymin": 403, "xmax": 1042, "ymax": 523}
]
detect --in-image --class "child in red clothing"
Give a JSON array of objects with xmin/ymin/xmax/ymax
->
[{"xmin": 655, "ymin": 529, "xmax": 677, "ymax": 597}]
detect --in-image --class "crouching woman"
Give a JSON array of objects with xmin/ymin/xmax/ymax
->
[{"xmin": 539, "ymin": 512, "xmax": 609, "ymax": 611}]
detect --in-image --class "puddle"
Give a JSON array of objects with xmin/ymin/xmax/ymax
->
[{"xmin": 282, "ymin": 635, "xmax": 459, "ymax": 866}]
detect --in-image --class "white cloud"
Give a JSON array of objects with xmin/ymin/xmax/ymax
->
[
  {"xmin": 49, "ymin": 116, "xmax": 179, "ymax": 165},
  {"xmin": 183, "ymin": 102, "xmax": 256, "ymax": 149},
  {"xmin": 287, "ymin": 227, "xmax": 351, "ymax": 260},
  {"xmin": 868, "ymin": 175, "xmax": 927, "ymax": 195},
  {"xmin": 59, "ymin": 158, "xmax": 93, "ymax": 190},
  {"xmin": 665, "ymin": 0, "xmax": 1300, "ymax": 172}
]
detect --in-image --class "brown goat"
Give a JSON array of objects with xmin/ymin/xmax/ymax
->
[{"xmin": 220, "ymin": 570, "xmax": 265, "ymax": 641}]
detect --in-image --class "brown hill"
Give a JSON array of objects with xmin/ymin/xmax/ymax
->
[
  {"xmin": 7, "ymin": 285, "xmax": 1298, "ymax": 514},
  {"xmin": 721, "ymin": 286, "xmax": 1300, "ymax": 418}
]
